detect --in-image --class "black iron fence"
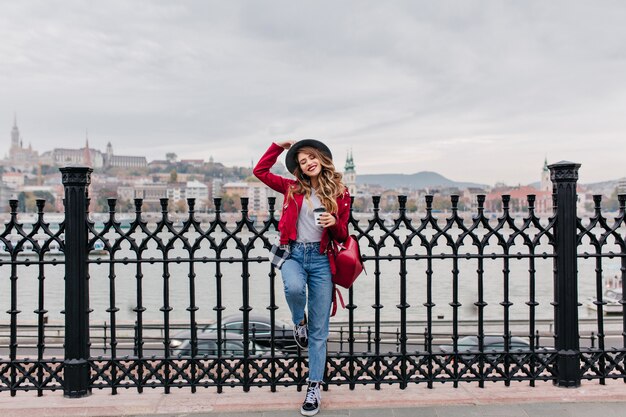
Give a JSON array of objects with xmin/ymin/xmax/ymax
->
[{"xmin": 0, "ymin": 162, "xmax": 625, "ymax": 397}]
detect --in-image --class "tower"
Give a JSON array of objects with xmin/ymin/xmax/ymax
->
[
  {"xmin": 540, "ymin": 157, "xmax": 551, "ymax": 192},
  {"xmin": 344, "ymin": 149, "xmax": 357, "ymax": 196},
  {"xmin": 10, "ymin": 113, "xmax": 20, "ymax": 150},
  {"xmin": 106, "ymin": 141, "xmax": 113, "ymax": 166},
  {"xmin": 83, "ymin": 132, "xmax": 92, "ymax": 167}
]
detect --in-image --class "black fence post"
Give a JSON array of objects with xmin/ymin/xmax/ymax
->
[
  {"xmin": 61, "ymin": 166, "xmax": 93, "ymax": 398},
  {"xmin": 549, "ymin": 161, "xmax": 581, "ymax": 388}
]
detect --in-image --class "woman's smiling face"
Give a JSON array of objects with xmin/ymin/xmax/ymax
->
[{"xmin": 298, "ymin": 151, "xmax": 322, "ymax": 178}]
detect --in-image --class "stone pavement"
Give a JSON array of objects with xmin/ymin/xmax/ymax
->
[{"xmin": 2, "ymin": 379, "xmax": 626, "ymax": 417}]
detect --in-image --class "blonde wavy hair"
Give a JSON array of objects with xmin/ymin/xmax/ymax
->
[{"xmin": 287, "ymin": 146, "xmax": 346, "ymax": 213}]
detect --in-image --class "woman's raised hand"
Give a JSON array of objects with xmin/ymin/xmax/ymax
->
[{"xmin": 276, "ymin": 140, "xmax": 295, "ymax": 150}]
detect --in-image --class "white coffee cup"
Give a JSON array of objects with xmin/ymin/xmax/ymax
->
[{"xmin": 313, "ymin": 208, "xmax": 326, "ymax": 226}]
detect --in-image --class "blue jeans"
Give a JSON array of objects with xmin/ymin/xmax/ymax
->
[{"xmin": 281, "ymin": 241, "xmax": 333, "ymax": 382}]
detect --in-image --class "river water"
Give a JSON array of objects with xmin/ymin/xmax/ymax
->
[{"xmin": 0, "ymin": 214, "xmax": 622, "ymax": 329}]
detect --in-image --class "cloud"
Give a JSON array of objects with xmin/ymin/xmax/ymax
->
[{"xmin": 2, "ymin": 1, "xmax": 626, "ymax": 185}]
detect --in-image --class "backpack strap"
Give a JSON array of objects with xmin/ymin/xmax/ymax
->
[{"xmin": 331, "ymin": 284, "xmax": 346, "ymax": 317}]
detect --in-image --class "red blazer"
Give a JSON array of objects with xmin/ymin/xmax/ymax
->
[{"xmin": 253, "ymin": 143, "xmax": 351, "ymax": 259}]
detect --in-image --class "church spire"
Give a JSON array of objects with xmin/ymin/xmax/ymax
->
[
  {"xmin": 344, "ymin": 148, "xmax": 355, "ymax": 172},
  {"xmin": 10, "ymin": 112, "xmax": 20, "ymax": 149},
  {"xmin": 83, "ymin": 129, "xmax": 92, "ymax": 166},
  {"xmin": 343, "ymin": 149, "xmax": 357, "ymax": 196},
  {"xmin": 540, "ymin": 156, "xmax": 551, "ymax": 192}
]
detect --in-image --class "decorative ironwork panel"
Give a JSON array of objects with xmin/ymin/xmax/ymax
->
[
  {"xmin": 3, "ymin": 170, "xmax": 626, "ymax": 395},
  {"xmin": 0, "ymin": 199, "xmax": 65, "ymax": 395},
  {"xmin": 0, "ymin": 359, "xmax": 64, "ymax": 393},
  {"xmin": 73, "ymin": 191, "xmax": 563, "ymax": 393},
  {"xmin": 576, "ymin": 194, "xmax": 626, "ymax": 382}
]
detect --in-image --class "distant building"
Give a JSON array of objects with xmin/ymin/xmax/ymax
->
[
  {"xmin": 212, "ymin": 178, "xmax": 223, "ymax": 198},
  {"xmin": 483, "ymin": 159, "xmax": 556, "ymax": 213},
  {"xmin": 185, "ymin": 180, "xmax": 209, "ymax": 199},
  {"xmin": 0, "ymin": 182, "xmax": 16, "ymax": 206},
  {"xmin": 118, "ymin": 183, "xmax": 167, "ymax": 203},
  {"xmin": 148, "ymin": 160, "xmax": 170, "ymax": 170},
  {"xmin": 104, "ymin": 142, "xmax": 147, "ymax": 169},
  {"xmin": 3, "ymin": 117, "xmax": 147, "ymax": 174},
  {"xmin": 485, "ymin": 158, "xmax": 552, "ymax": 214},
  {"xmin": 2, "ymin": 172, "xmax": 26, "ymax": 188},
  {"xmin": 540, "ymin": 157, "xmax": 551, "ymax": 192},
  {"xmin": 485, "ymin": 185, "xmax": 552, "ymax": 213},
  {"xmin": 343, "ymin": 150, "xmax": 357, "ymax": 196},
  {"xmin": 151, "ymin": 172, "xmax": 201, "ymax": 183},
  {"xmin": 463, "ymin": 187, "xmax": 490, "ymax": 211},
  {"xmin": 181, "ymin": 159, "xmax": 204, "ymax": 168},
  {"xmin": 40, "ymin": 139, "xmax": 146, "ymax": 169},
  {"xmin": 166, "ymin": 182, "xmax": 187, "ymax": 202},
  {"xmin": 222, "ymin": 182, "xmax": 248, "ymax": 198},
  {"xmin": 219, "ymin": 180, "xmax": 282, "ymax": 214},
  {"xmin": 248, "ymin": 180, "xmax": 281, "ymax": 216},
  {"xmin": 5, "ymin": 115, "xmax": 39, "ymax": 171},
  {"xmin": 179, "ymin": 180, "xmax": 209, "ymax": 210}
]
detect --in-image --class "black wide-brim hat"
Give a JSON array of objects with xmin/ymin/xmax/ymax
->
[{"xmin": 285, "ymin": 139, "xmax": 332, "ymax": 174}]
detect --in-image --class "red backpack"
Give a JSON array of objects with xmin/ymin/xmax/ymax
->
[{"xmin": 329, "ymin": 235, "xmax": 365, "ymax": 316}]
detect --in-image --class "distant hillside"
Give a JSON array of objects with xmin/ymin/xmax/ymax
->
[
  {"xmin": 357, "ymin": 171, "xmax": 488, "ymax": 190},
  {"xmin": 583, "ymin": 179, "xmax": 619, "ymax": 188},
  {"xmin": 581, "ymin": 179, "xmax": 621, "ymax": 195}
]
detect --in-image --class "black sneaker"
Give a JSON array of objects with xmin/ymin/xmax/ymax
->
[
  {"xmin": 293, "ymin": 315, "xmax": 308, "ymax": 350},
  {"xmin": 300, "ymin": 381, "xmax": 321, "ymax": 416}
]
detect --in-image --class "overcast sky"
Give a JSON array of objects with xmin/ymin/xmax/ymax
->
[{"xmin": 1, "ymin": 1, "xmax": 625, "ymax": 185}]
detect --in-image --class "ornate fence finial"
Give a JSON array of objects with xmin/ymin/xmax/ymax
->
[
  {"xmin": 425, "ymin": 195, "xmax": 433, "ymax": 212},
  {"xmin": 372, "ymin": 195, "xmax": 381, "ymax": 212},
  {"xmin": 450, "ymin": 195, "xmax": 459, "ymax": 211},
  {"xmin": 398, "ymin": 195, "xmax": 407, "ymax": 212},
  {"xmin": 593, "ymin": 195, "xmax": 602, "ymax": 213},
  {"xmin": 477, "ymin": 195, "xmax": 485, "ymax": 213},
  {"xmin": 548, "ymin": 161, "xmax": 581, "ymax": 183}
]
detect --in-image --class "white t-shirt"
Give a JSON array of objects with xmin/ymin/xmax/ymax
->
[{"xmin": 296, "ymin": 192, "xmax": 324, "ymax": 243}]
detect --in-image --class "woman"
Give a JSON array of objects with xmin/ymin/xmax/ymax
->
[{"xmin": 253, "ymin": 139, "xmax": 350, "ymax": 416}]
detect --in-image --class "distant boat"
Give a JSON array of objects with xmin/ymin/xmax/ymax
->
[
  {"xmin": 89, "ymin": 240, "xmax": 108, "ymax": 256},
  {"xmin": 584, "ymin": 274, "xmax": 623, "ymax": 315}
]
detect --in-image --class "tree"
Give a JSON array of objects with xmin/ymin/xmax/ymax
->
[
  {"xmin": 143, "ymin": 201, "xmax": 164, "ymax": 213},
  {"xmin": 602, "ymin": 188, "xmax": 620, "ymax": 212},
  {"xmin": 93, "ymin": 186, "xmax": 119, "ymax": 213},
  {"xmin": 169, "ymin": 169, "xmax": 178, "ymax": 183},
  {"xmin": 380, "ymin": 193, "xmax": 399, "ymax": 212},
  {"xmin": 405, "ymin": 200, "xmax": 418, "ymax": 213},
  {"xmin": 17, "ymin": 191, "xmax": 56, "ymax": 212},
  {"xmin": 39, "ymin": 164, "xmax": 56, "ymax": 176},
  {"xmin": 431, "ymin": 195, "xmax": 452, "ymax": 212},
  {"xmin": 352, "ymin": 196, "xmax": 370, "ymax": 213},
  {"xmin": 114, "ymin": 198, "xmax": 135, "ymax": 213},
  {"xmin": 166, "ymin": 153, "xmax": 178, "ymax": 163},
  {"xmin": 173, "ymin": 199, "xmax": 188, "ymax": 214},
  {"xmin": 221, "ymin": 194, "xmax": 242, "ymax": 212}
]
